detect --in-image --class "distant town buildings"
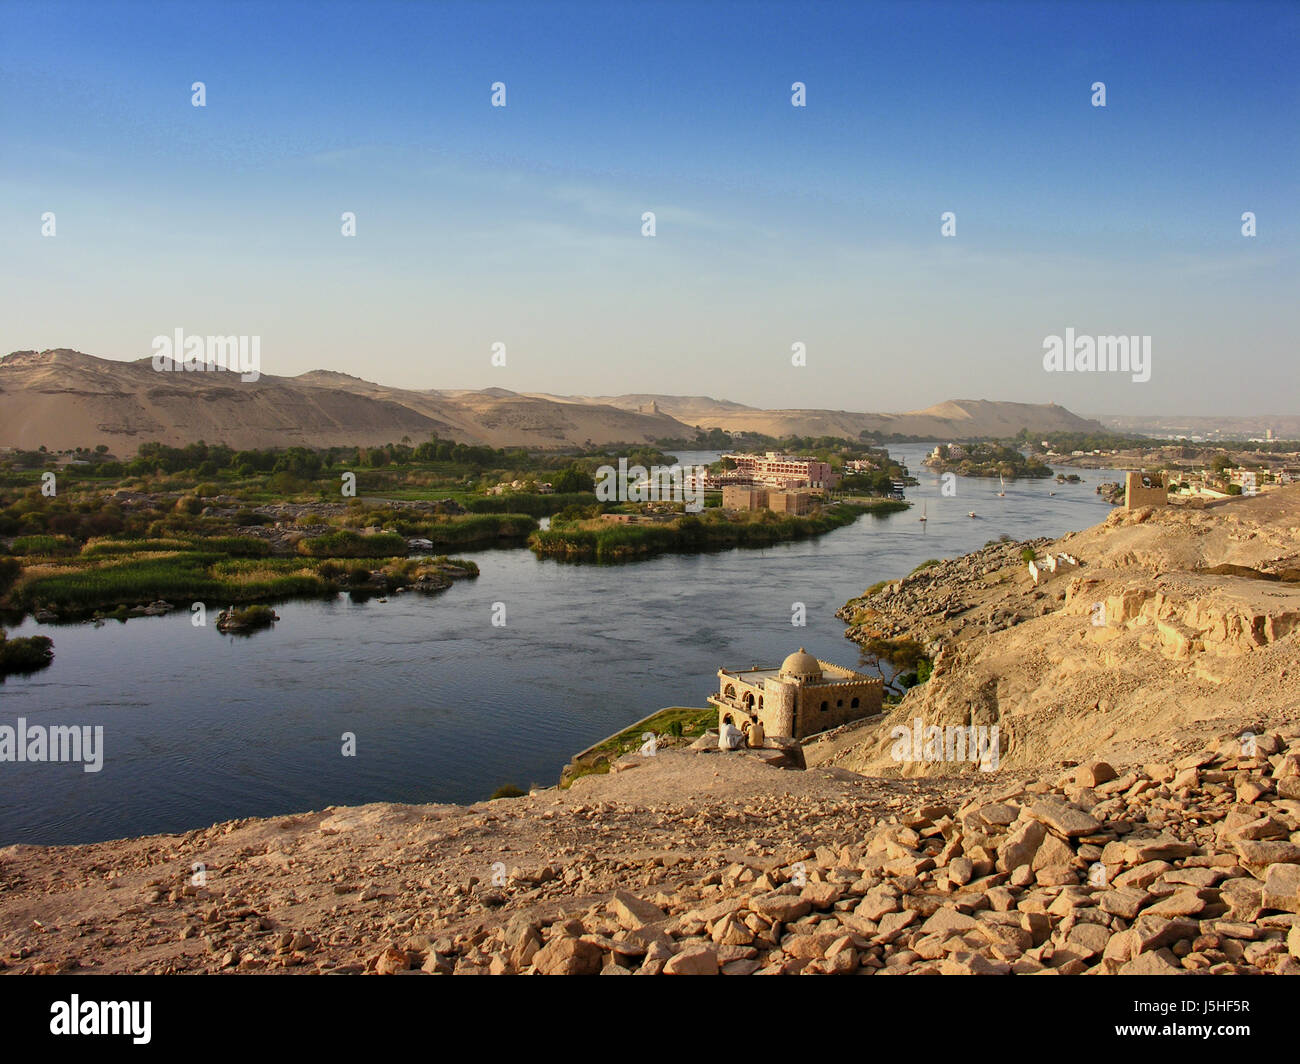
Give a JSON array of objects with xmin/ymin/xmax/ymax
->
[
  {"xmin": 488, "ymin": 479, "xmax": 552, "ymax": 495},
  {"xmin": 1229, "ymin": 469, "xmax": 1259, "ymax": 495},
  {"xmin": 710, "ymin": 649, "xmax": 883, "ymax": 740}
]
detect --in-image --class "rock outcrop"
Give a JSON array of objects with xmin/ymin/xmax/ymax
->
[{"xmin": 826, "ymin": 488, "xmax": 1300, "ymax": 778}]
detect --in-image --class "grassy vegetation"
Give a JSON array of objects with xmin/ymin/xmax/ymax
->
[
  {"xmin": 297, "ymin": 531, "xmax": 410, "ymax": 558},
  {"xmin": 560, "ymin": 706, "xmax": 716, "ymax": 789},
  {"xmin": 582, "ymin": 706, "xmax": 716, "ymax": 759},
  {"xmin": 10, "ymin": 534, "xmax": 78, "ymax": 556},
  {"xmin": 531, "ymin": 500, "xmax": 907, "ymax": 563},
  {"xmin": 910, "ymin": 558, "xmax": 942, "ymax": 574},
  {"xmin": 464, "ymin": 492, "xmax": 602, "ymax": 517},
  {"xmin": 10, "ymin": 553, "xmax": 329, "ymax": 613},
  {"xmin": 2, "ymin": 540, "xmax": 487, "ymax": 616},
  {"xmin": 80, "ymin": 536, "xmax": 272, "ymax": 558},
  {"xmin": 416, "ymin": 513, "xmax": 537, "ymax": 548}
]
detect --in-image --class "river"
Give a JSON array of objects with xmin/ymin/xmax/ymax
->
[{"xmin": 0, "ymin": 445, "xmax": 1126, "ymax": 845}]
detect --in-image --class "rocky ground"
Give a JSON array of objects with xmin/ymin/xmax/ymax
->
[
  {"xmin": 1, "ymin": 488, "xmax": 1296, "ymax": 976},
  {"xmin": 2, "ymin": 731, "xmax": 1300, "ymax": 975}
]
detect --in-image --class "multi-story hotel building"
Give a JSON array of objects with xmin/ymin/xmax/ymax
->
[{"xmin": 722, "ymin": 452, "xmax": 839, "ymax": 490}]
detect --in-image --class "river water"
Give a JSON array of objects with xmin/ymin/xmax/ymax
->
[{"xmin": 0, "ymin": 445, "xmax": 1125, "ymax": 845}]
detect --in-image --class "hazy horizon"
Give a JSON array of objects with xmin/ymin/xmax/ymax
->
[{"xmin": 2, "ymin": 0, "xmax": 1295, "ymax": 417}]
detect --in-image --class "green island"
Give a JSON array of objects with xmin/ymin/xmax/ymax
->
[
  {"xmin": 0, "ymin": 437, "xmax": 539, "ymax": 619},
  {"xmin": 0, "ymin": 431, "xmax": 916, "ymax": 619},
  {"xmin": 529, "ymin": 499, "xmax": 908, "ymax": 563},
  {"xmin": 0, "ymin": 627, "xmax": 55, "ymax": 679},
  {"xmin": 922, "ymin": 442, "xmax": 1053, "ymax": 479}
]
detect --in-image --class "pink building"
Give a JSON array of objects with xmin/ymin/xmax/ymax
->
[{"xmin": 723, "ymin": 452, "xmax": 839, "ymax": 490}]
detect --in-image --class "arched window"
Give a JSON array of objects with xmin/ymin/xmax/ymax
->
[
  {"xmin": 820, "ymin": 701, "xmax": 828, "ymax": 712},
  {"xmin": 851, "ymin": 697, "xmax": 860, "ymax": 709}
]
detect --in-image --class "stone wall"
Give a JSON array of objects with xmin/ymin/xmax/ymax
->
[
  {"xmin": 1124, "ymin": 471, "xmax": 1167, "ymax": 511},
  {"xmin": 795, "ymin": 679, "xmax": 883, "ymax": 737}
]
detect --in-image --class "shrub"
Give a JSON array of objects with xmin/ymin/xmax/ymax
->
[
  {"xmin": 297, "ymin": 531, "xmax": 408, "ymax": 558},
  {"xmin": 11, "ymin": 535, "xmax": 77, "ymax": 556},
  {"xmin": 0, "ymin": 630, "xmax": 54, "ymax": 677},
  {"xmin": 217, "ymin": 604, "xmax": 278, "ymax": 631},
  {"xmin": 0, "ymin": 556, "xmax": 20, "ymax": 597}
]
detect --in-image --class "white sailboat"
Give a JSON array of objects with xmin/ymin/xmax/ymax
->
[
  {"xmin": 997, "ymin": 474, "xmax": 1006, "ymax": 497},
  {"xmin": 919, "ymin": 502, "xmax": 927, "ymax": 522}
]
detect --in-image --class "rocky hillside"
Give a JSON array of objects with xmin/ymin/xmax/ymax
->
[{"xmin": 820, "ymin": 487, "xmax": 1300, "ymax": 778}]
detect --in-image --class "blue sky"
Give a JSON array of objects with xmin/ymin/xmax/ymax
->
[{"xmin": 1, "ymin": 0, "xmax": 1296, "ymax": 416}]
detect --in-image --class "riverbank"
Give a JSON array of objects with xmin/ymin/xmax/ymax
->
[{"xmin": 559, "ymin": 705, "xmax": 716, "ymax": 787}]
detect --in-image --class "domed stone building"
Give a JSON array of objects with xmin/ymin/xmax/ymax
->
[{"xmin": 708, "ymin": 648, "xmax": 883, "ymax": 741}]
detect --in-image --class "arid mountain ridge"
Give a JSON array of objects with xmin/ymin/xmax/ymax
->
[{"xmin": 0, "ymin": 348, "xmax": 1101, "ymax": 453}]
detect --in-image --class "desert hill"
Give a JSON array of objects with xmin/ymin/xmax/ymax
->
[
  {"xmin": 0, "ymin": 350, "xmax": 694, "ymax": 451},
  {"xmin": 817, "ymin": 486, "xmax": 1300, "ymax": 778},
  {"xmin": 1, "ymin": 348, "xmax": 1103, "ymax": 453},
  {"xmin": 573, "ymin": 394, "xmax": 1104, "ymax": 440}
]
